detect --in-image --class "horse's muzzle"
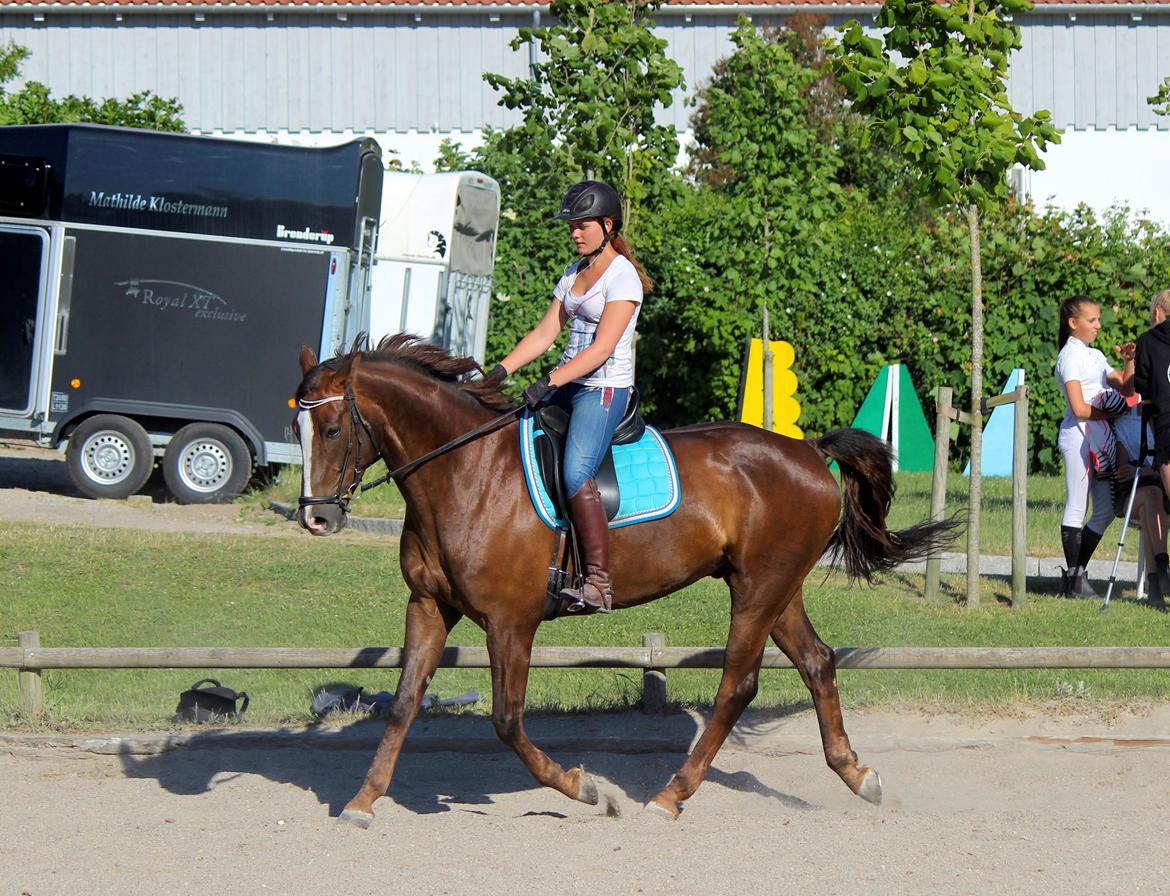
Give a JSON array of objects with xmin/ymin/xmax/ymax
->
[{"xmin": 300, "ymin": 502, "xmax": 348, "ymax": 536}]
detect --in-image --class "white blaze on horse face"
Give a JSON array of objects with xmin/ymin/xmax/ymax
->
[{"xmin": 298, "ymin": 409, "xmax": 316, "ymax": 526}]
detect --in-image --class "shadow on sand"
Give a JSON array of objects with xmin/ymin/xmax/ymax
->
[{"xmin": 116, "ymin": 706, "xmax": 825, "ymax": 817}]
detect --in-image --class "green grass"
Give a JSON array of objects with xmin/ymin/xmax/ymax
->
[
  {"xmin": 886, "ymin": 470, "xmax": 1094, "ymax": 561},
  {"xmin": 2, "ymin": 521, "xmax": 1167, "ymax": 730}
]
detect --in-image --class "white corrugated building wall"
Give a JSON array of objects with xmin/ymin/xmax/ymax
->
[{"xmin": 1, "ymin": 0, "xmax": 1168, "ymax": 221}]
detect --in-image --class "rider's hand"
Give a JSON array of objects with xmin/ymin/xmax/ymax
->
[
  {"xmin": 485, "ymin": 363, "xmax": 508, "ymax": 383},
  {"xmin": 523, "ymin": 375, "xmax": 554, "ymax": 409}
]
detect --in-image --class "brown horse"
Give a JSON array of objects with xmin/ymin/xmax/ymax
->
[{"xmin": 294, "ymin": 334, "xmax": 955, "ymax": 827}]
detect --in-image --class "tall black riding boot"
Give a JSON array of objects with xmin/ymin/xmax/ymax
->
[
  {"xmin": 1060, "ymin": 525, "xmax": 1082, "ymax": 597},
  {"xmin": 1155, "ymin": 552, "xmax": 1170, "ymax": 595},
  {"xmin": 1069, "ymin": 526, "xmax": 1104, "ymax": 599},
  {"xmin": 1076, "ymin": 526, "xmax": 1104, "ymax": 571},
  {"xmin": 559, "ymin": 480, "xmax": 613, "ymax": 614},
  {"xmin": 1145, "ymin": 572, "xmax": 1169, "ymax": 610}
]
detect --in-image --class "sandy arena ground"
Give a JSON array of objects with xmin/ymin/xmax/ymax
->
[{"xmin": 3, "ymin": 707, "xmax": 1170, "ymax": 896}]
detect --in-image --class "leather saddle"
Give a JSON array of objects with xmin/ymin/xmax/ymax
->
[{"xmin": 533, "ymin": 387, "xmax": 646, "ymax": 524}]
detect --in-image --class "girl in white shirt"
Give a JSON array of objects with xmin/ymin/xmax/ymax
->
[
  {"xmin": 1054, "ymin": 295, "xmax": 1134, "ymax": 598},
  {"xmin": 492, "ymin": 181, "xmax": 652, "ymax": 614}
]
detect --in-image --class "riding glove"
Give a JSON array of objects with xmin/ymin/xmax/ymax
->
[
  {"xmin": 485, "ymin": 363, "xmax": 507, "ymax": 383},
  {"xmin": 523, "ymin": 375, "xmax": 554, "ymax": 408}
]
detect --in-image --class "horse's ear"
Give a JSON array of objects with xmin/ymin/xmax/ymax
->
[{"xmin": 298, "ymin": 344, "xmax": 318, "ymax": 375}]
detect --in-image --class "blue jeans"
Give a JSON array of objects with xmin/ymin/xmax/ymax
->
[{"xmin": 550, "ymin": 382, "xmax": 632, "ymax": 498}]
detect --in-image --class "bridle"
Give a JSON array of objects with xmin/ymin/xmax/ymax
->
[
  {"xmin": 297, "ymin": 383, "xmax": 523, "ymax": 513},
  {"xmin": 297, "ymin": 384, "xmax": 377, "ymax": 513}
]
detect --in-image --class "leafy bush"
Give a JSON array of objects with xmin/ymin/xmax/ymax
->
[
  {"xmin": 0, "ymin": 40, "xmax": 184, "ymax": 131},
  {"xmin": 455, "ymin": 14, "xmax": 1170, "ymax": 474}
]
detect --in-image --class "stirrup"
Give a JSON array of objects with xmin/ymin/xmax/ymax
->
[{"xmin": 558, "ymin": 582, "xmax": 612, "ymax": 615}]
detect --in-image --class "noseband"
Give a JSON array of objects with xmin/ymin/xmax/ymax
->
[
  {"xmin": 297, "ymin": 384, "xmax": 377, "ymax": 513},
  {"xmin": 298, "ymin": 383, "xmax": 523, "ymax": 514}
]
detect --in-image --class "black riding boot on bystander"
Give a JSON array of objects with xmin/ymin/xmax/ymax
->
[
  {"xmin": 559, "ymin": 480, "xmax": 614, "ymax": 613},
  {"xmin": 1147, "ymin": 552, "xmax": 1170, "ymax": 610},
  {"xmin": 1061, "ymin": 524, "xmax": 1104, "ymax": 599}
]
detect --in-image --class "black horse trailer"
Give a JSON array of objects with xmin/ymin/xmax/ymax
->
[{"xmin": 0, "ymin": 124, "xmax": 382, "ymax": 502}]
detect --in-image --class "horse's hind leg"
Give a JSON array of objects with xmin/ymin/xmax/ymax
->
[
  {"xmin": 487, "ymin": 622, "xmax": 600, "ymax": 807},
  {"xmin": 771, "ymin": 589, "xmax": 881, "ymax": 805},
  {"xmin": 339, "ymin": 593, "xmax": 462, "ymax": 827},
  {"xmin": 647, "ymin": 597, "xmax": 779, "ymax": 818}
]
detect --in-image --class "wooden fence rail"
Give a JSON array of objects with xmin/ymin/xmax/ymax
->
[
  {"xmin": 5, "ymin": 630, "xmax": 1170, "ymax": 716},
  {"xmin": 6, "ymin": 645, "xmax": 1170, "ymax": 671}
]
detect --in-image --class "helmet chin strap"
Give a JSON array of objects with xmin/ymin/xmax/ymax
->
[{"xmin": 576, "ymin": 219, "xmax": 616, "ymax": 272}]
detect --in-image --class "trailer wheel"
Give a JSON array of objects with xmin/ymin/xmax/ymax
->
[
  {"xmin": 162, "ymin": 423, "xmax": 252, "ymax": 504},
  {"xmin": 66, "ymin": 414, "xmax": 155, "ymax": 500}
]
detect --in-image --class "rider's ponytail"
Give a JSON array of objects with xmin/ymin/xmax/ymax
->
[{"xmin": 610, "ymin": 233, "xmax": 654, "ymax": 295}]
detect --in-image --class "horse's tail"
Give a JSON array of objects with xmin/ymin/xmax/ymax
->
[{"xmin": 812, "ymin": 428, "xmax": 962, "ymax": 583}]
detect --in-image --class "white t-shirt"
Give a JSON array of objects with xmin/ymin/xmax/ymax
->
[
  {"xmin": 1055, "ymin": 336, "xmax": 1114, "ymax": 426},
  {"xmin": 553, "ymin": 254, "xmax": 643, "ymax": 388}
]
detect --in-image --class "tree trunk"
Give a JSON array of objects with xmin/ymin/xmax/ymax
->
[{"xmin": 966, "ymin": 202, "xmax": 984, "ymax": 607}]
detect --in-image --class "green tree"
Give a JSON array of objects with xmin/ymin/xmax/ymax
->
[
  {"xmin": 464, "ymin": 0, "xmax": 684, "ymax": 380},
  {"xmin": 1149, "ymin": 76, "xmax": 1170, "ymax": 117},
  {"xmin": 0, "ymin": 41, "xmax": 184, "ymax": 130},
  {"xmin": 484, "ymin": 0, "xmax": 684, "ymax": 222},
  {"xmin": 829, "ymin": 0, "xmax": 1060, "ymax": 605},
  {"xmin": 640, "ymin": 20, "xmax": 853, "ymax": 425}
]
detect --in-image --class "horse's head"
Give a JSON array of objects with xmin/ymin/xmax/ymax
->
[{"xmin": 293, "ymin": 344, "xmax": 380, "ymax": 536}]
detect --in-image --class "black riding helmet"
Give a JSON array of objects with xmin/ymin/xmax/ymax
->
[{"xmin": 554, "ymin": 180, "xmax": 623, "ymax": 233}]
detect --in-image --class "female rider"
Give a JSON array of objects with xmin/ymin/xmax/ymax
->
[
  {"xmin": 1054, "ymin": 294, "xmax": 1134, "ymax": 598},
  {"xmin": 489, "ymin": 180, "xmax": 652, "ymax": 613}
]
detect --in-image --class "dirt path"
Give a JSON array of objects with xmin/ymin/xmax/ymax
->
[
  {"xmin": 3, "ymin": 442, "xmax": 1170, "ymax": 894},
  {"xmin": 0, "ymin": 440, "xmax": 309, "ymax": 537}
]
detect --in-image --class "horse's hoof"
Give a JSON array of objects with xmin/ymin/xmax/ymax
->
[
  {"xmin": 337, "ymin": 809, "xmax": 375, "ymax": 829},
  {"xmin": 575, "ymin": 768, "xmax": 599, "ymax": 805},
  {"xmin": 857, "ymin": 768, "xmax": 882, "ymax": 806},
  {"xmin": 643, "ymin": 798, "xmax": 679, "ymax": 820}
]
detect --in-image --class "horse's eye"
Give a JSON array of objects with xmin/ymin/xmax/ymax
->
[{"xmin": 324, "ymin": 426, "xmax": 342, "ymax": 440}]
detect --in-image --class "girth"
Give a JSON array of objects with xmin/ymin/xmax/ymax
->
[{"xmin": 532, "ymin": 387, "xmax": 646, "ymax": 522}]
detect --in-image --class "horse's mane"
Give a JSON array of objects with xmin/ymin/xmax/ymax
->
[{"xmin": 360, "ymin": 333, "xmax": 518, "ymax": 413}]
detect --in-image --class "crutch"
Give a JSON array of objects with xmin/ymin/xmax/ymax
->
[
  {"xmin": 1102, "ymin": 463, "xmax": 1142, "ymax": 612},
  {"xmin": 1102, "ymin": 402, "xmax": 1150, "ymax": 612}
]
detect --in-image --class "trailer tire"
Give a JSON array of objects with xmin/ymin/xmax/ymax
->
[
  {"xmin": 162, "ymin": 423, "xmax": 252, "ymax": 504},
  {"xmin": 66, "ymin": 414, "xmax": 155, "ymax": 500}
]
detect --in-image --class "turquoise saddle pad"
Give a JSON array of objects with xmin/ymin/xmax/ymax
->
[{"xmin": 519, "ymin": 411, "xmax": 682, "ymax": 531}]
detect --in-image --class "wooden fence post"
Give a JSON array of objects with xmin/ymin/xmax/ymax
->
[
  {"xmin": 18, "ymin": 630, "xmax": 44, "ymax": 717},
  {"xmin": 1012, "ymin": 386, "xmax": 1029, "ymax": 607},
  {"xmin": 925, "ymin": 387, "xmax": 953, "ymax": 602},
  {"xmin": 642, "ymin": 632, "xmax": 667, "ymax": 714}
]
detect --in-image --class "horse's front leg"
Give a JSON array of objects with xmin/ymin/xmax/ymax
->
[
  {"xmin": 339, "ymin": 593, "xmax": 462, "ymax": 827},
  {"xmin": 487, "ymin": 621, "xmax": 600, "ymax": 807},
  {"xmin": 771, "ymin": 589, "xmax": 881, "ymax": 805}
]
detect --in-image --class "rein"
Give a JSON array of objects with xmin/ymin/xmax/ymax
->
[{"xmin": 298, "ymin": 385, "xmax": 522, "ymax": 511}]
